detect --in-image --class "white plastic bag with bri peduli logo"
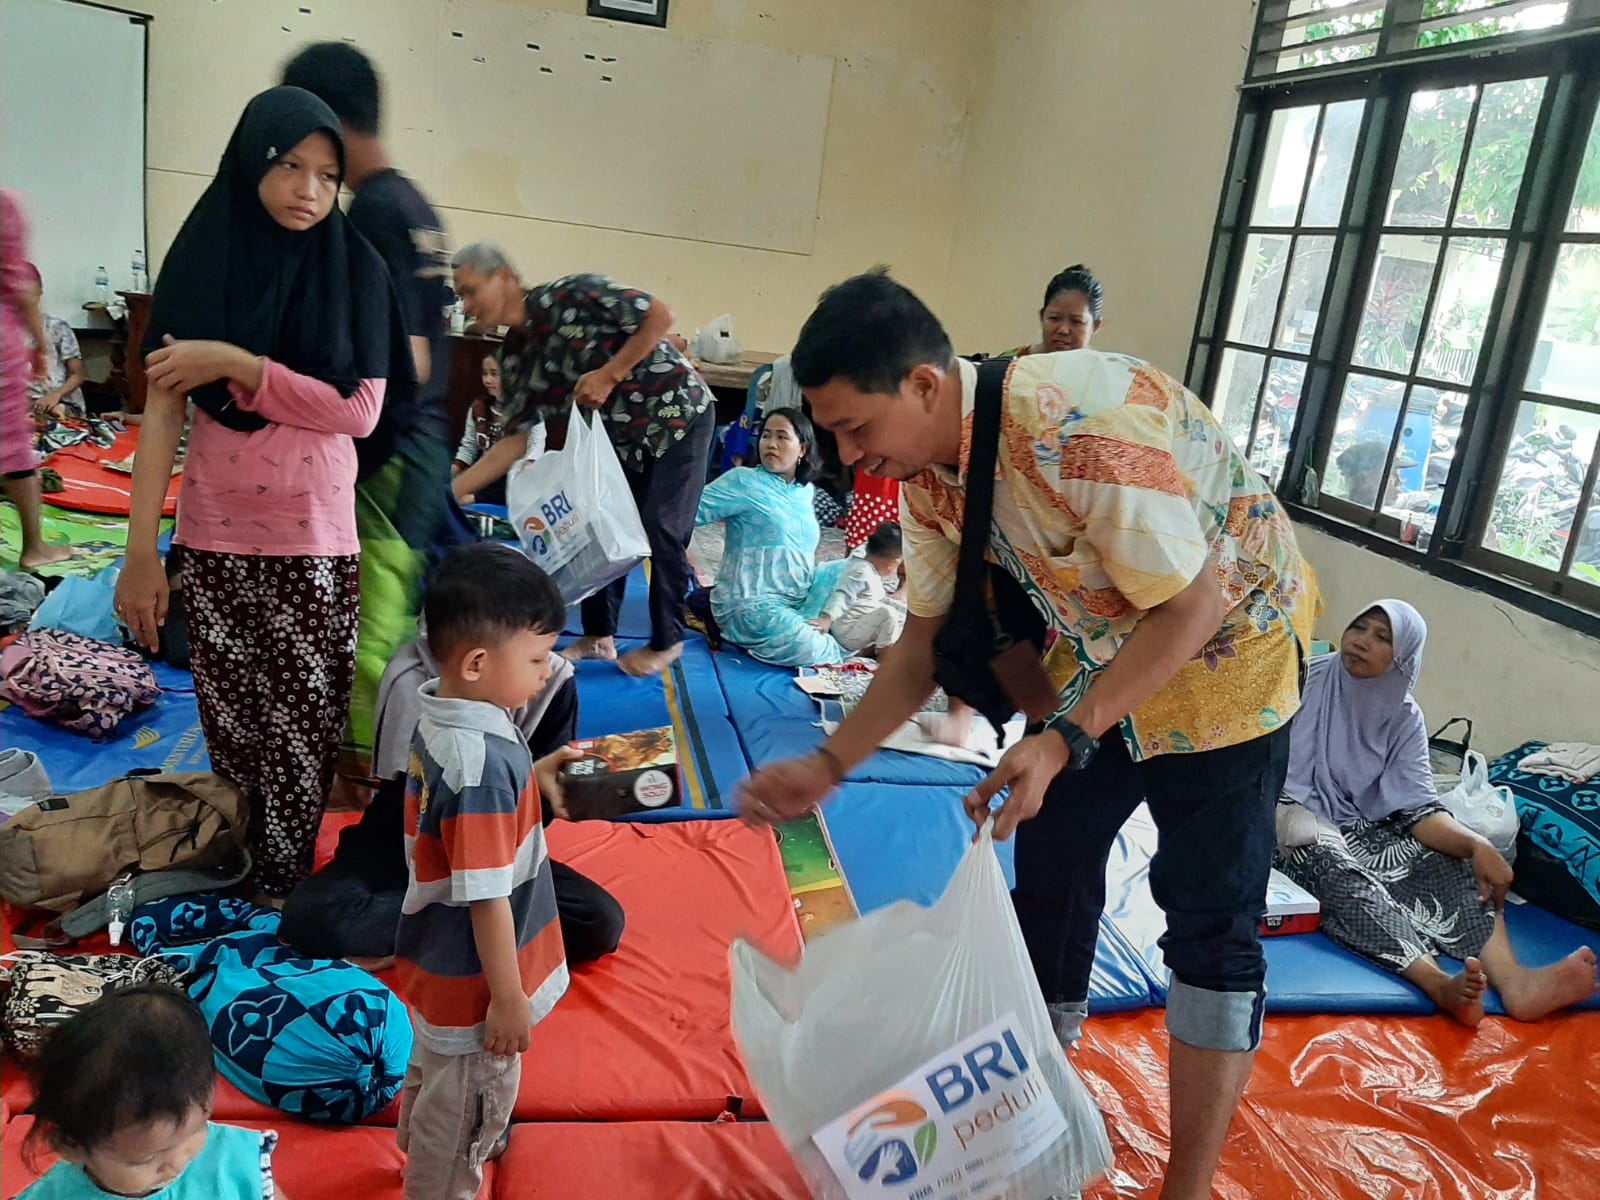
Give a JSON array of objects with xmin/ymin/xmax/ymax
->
[
  {"xmin": 731, "ymin": 823, "xmax": 1111, "ymax": 1199},
  {"xmin": 507, "ymin": 408, "xmax": 650, "ymax": 606}
]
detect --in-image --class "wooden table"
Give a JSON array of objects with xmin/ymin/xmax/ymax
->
[
  {"xmin": 82, "ymin": 292, "xmax": 152, "ymax": 412},
  {"xmin": 695, "ymin": 351, "xmax": 780, "ymax": 425},
  {"xmin": 694, "ymin": 351, "xmax": 780, "ymax": 392},
  {"xmin": 446, "ymin": 332, "xmax": 500, "ymax": 445},
  {"xmin": 120, "ymin": 291, "xmax": 152, "ymax": 412},
  {"xmin": 447, "ymin": 331, "xmax": 573, "ymax": 451}
]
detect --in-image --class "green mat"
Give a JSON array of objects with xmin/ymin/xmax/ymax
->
[
  {"xmin": 0, "ymin": 505, "xmax": 171, "ymax": 577},
  {"xmin": 775, "ymin": 811, "xmax": 858, "ymax": 944}
]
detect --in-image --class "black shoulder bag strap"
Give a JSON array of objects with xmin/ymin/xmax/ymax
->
[
  {"xmin": 931, "ymin": 360, "xmax": 1057, "ymax": 738},
  {"xmin": 950, "ymin": 359, "xmax": 1010, "ymax": 635}
]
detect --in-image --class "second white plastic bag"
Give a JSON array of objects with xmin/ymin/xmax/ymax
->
[
  {"xmin": 1441, "ymin": 749, "xmax": 1519, "ymax": 863},
  {"xmin": 507, "ymin": 409, "xmax": 650, "ymax": 606},
  {"xmin": 731, "ymin": 824, "xmax": 1111, "ymax": 1200}
]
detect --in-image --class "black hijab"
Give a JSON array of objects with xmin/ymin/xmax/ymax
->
[{"xmin": 143, "ymin": 86, "xmax": 414, "ymax": 475}]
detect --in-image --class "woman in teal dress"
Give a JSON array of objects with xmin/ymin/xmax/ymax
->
[{"xmin": 696, "ymin": 407, "xmax": 845, "ymax": 668}]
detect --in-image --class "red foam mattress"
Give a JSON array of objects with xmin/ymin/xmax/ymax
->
[
  {"xmin": 3, "ymin": 818, "xmax": 801, "ymax": 1128},
  {"xmin": 493, "ymin": 1120, "xmax": 808, "ymax": 1198},
  {"xmin": 42, "ymin": 429, "xmax": 180, "ymax": 517},
  {"xmin": 518, "ymin": 818, "xmax": 799, "ymax": 1121}
]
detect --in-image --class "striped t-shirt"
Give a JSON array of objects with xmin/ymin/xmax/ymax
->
[{"xmin": 395, "ymin": 682, "xmax": 569, "ymax": 1055}]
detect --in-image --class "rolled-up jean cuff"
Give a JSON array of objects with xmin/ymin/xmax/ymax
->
[{"xmin": 1165, "ymin": 979, "xmax": 1265, "ymax": 1052}]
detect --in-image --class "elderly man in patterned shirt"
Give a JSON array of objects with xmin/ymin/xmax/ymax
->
[
  {"xmin": 742, "ymin": 269, "xmax": 1318, "ymax": 1200},
  {"xmin": 451, "ymin": 243, "xmax": 714, "ymax": 679}
]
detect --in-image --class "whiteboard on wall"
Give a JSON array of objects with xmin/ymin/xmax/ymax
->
[
  {"xmin": 0, "ymin": 0, "xmax": 147, "ymax": 322},
  {"xmin": 432, "ymin": 0, "xmax": 833, "ymax": 254}
]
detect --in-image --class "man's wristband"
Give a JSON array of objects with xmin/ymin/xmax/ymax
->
[
  {"xmin": 814, "ymin": 745, "xmax": 846, "ymax": 785},
  {"xmin": 1040, "ymin": 714, "xmax": 1099, "ymax": 771}
]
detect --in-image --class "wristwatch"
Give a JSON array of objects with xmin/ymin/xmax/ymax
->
[{"xmin": 1041, "ymin": 714, "xmax": 1098, "ymax": 771}]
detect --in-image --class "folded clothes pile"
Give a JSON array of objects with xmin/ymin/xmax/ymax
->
[{"xmin": 1519, "ymin": 743, "xmax": 1600, "ymax": 784}]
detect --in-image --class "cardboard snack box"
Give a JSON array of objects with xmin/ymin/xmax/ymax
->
[
  {"xmin": 558, "ymin": 726, "xmax": 681, "ymax": 821},
  {"xmin": 1261, "ymin": 867, "xmax": 1321, "ymax": 936}
]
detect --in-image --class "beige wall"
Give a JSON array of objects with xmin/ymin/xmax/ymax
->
[
  {"xmin": 942, "ymin": 0, "xmax": 1255, "ymax": 370},
  {"xmin": 1301, "ymin": 528, "xmax": 1600, "ymax": 755},
  {"xmin": 139, "ymin": 0, "xmax": 985, "ymax": 354}
]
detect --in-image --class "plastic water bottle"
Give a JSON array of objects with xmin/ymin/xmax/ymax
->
[
  {"xmin": 106, "ymin": 873, "xmax": 136, "ymax": 946},
  {"xmin": 131, "ymin": 249, "xmax": 148, "ymax": 293},
  {"xmin": 94, "ymin": 265, "xmax": 111, "ymax": 305}
]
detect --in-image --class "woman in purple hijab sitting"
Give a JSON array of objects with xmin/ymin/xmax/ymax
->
[{"xmin": 1277, "ymin": 599, "xmax": 1597, "ymax": 1027}]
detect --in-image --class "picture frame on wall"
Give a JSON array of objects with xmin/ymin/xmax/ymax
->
[{"xmin": 586, "ymin": 0, "xmax": 669, "ymax": 28}]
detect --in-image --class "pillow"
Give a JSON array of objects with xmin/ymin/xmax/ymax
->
[
  {"xmin": 130, "ymin": 895, "xmax": 411, "ymax": 1123},
  {"xmin": 1490, "ymin": 742, "xmax": 1600, "ymax": 912}
]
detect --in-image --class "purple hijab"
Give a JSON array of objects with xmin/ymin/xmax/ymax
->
[{"xmin": 1283, "ymin": 598, "xmax": 1435, "ymax": 827}]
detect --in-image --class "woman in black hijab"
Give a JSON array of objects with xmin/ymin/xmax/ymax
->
[{"xmin": 115, "ymin": 86, "xmax": 413, "ymax": 899}]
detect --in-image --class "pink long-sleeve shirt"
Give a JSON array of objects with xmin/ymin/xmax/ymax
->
[{"xmin": 175, "ymin": 357, "xmax": 385, "ymax": 557}]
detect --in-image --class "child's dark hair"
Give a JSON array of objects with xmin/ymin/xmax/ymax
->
[
  {"xmin": 791, "ymin": 268, "xmax": 955, "ymax": 394},
  {"xmin": 865, "ymin": 520, "xmax": 903, "ymax": 560},
  {"xmin": 1042, "ymin": 264, "xmax": 1106, "ymax": 323},
  {"xmin": 24, "ymin": 985, "xmax": 215, "ymax": 1166},
  {"xmin": 423, "ymin": 543, "xmax": 565, "ymax": 660},
  {"xmin": 281, "ymin": 41, "xmax": 383, "ymax": 136},
  {"xmin": 762, "ymin": 406, "xmax": 823, "ymax": 486}
]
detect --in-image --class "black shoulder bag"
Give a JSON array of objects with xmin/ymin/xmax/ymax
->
[{"xmin": 930, "ymin": 359, "xmax": 1054, "ymax": 739}]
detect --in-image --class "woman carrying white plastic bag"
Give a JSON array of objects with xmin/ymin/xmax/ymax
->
[
  {"xmin": 732, "ymin": 822, "xmax": 1112, "ymax": 1199},
  {"xmin": 507, "ymin": 408, "xmax": 650, "ymax": 606}
]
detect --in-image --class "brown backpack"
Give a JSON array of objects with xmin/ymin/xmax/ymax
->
[{"xmin": 0, "ymin": 772, "xmax": 249, "ymax": 913}]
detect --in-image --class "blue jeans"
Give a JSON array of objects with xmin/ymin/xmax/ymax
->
[{"xmin": 1011, "ymin": 724, "xmax": 1291, "ymax": 1052}]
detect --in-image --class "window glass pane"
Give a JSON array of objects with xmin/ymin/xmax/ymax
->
[
  {"xmin": 1571, "ymin": 495, "xmax": 1600, "ymax": 586},
  {"xmin": 1289, "ymin": 0, "xmax": 1353, "ymax": 15},
  {"xmin": 1418, "ymin": 238, "xmax": 1505, "ymax": 383},
  {"xmin": 1453, "ymin": 78, "xmax": 1545, "ymax": 230},
  {"xmin": 1352, "ymin": 234, "xmax": 1440, "ymax": 372},
  {"xmin": 1252, "ymin": 107, "xmax": 1320, "ymax": 225},
  {"xmin": 1483, "ymin": 403, "xmax": 1600, "ymax": 569},
  {"xmin": 1389, "ymin": 384, "xmax": 1469, "ymax": 548},
  {"xmin": 1250, "ymin": 358, "xmax": 1307, "ymax": 487},
  {"xmin": 1301, "ymin": 100, "xmax": 1366, "ymax": 225},
  {"xmin": 1274, "ymin": 41, "xmax": 1378, "ymax": 72},
  {"xmin": 1388, "ymin": 86, "xmax": 1477, "ymax": 227},
  {"xmin": 1416, "ymin": 1, "xmax": 1569, "ymax": 49},
  {"xmin": 1525, "ymin": 244, "xmax": 1600, "ymax": 404},
  {"xmin": 1275, "ymin": 235, "xmax": 1335, "ymax": 351},
  {"xmin": 1212, "ymin": 348, "xmax": 1268, "ymax": 456},
  {"xmin": 1326, "ymin": 373, "xmax": 1409, "ymax": 509},
  {"xmin": 1292, "ymin": 0, "xmax": 1384, "ymax": 28},
  {"xmin": 1567, "ymin": 105, "xmax": 1600, "ymax": 234},
  {"xmin": 1226, "ymin": 234, "xmax": 1293, "ymax": 345}
]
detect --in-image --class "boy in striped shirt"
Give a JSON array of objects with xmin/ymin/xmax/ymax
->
[{"xmin": 394, "ymin": 543, "xmax": 571, "ymax": 1200}]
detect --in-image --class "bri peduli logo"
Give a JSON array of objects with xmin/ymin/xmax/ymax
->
[
  {"xmin": 842, "ymin": 1094, "xmax": 937, "ymax": 1188},
  {"xmin": 521, "ymin": 490, "xmax": 577, "ymax": 558}
]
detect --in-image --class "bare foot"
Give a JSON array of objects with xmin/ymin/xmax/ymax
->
[
  {"xmin": 1429, "ymin": 956, "xmax": 1489, "ymax": 1027},
  {"xmin": 1499, "ymin": 947, "xmax": 1599, "ymax": 1022},
  {"xmin": 618, "ymin": 642, "xmax": 684, "ymax": 678},
  {"xmin": 561, "ymin": 635, "xmax": 617, "ymax": 663},
  {"xmin": 19, "ymin": 543, "xmax": 73, "ymax": 568}
]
